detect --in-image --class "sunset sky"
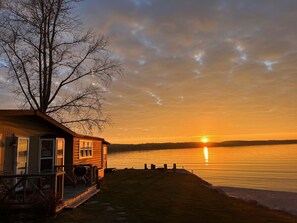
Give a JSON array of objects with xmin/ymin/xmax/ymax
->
[{"xmin": 1, "ymin": 0, "xmax": 297, "ymax": 144}]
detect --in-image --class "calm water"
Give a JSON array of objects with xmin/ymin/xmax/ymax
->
[{"xmin": 108, "ymin": 144, "xmax": 297, "ymax": 193}]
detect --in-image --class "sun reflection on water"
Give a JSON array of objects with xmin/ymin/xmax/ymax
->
[{"xmin": 203, "ymin": 146, "xmax": 209, "ymax": 165}]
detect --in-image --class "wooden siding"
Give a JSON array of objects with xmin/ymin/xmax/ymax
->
[
  {"xmin": 0, "ymin": 127, "xmax": 17, "ymax": 173},
  {"xmin": 72, "ymin": 138, "xmax": 103, "ymax": 168}
]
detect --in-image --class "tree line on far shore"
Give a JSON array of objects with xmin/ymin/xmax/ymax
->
[{"xmin": 108, "ymin": 140, "xmax": 297, "ymax": 153}]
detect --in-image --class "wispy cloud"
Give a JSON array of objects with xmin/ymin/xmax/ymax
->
[
  {"xmin": 261, "ymin": 60, "xmax": 278, "ymax": 71},
  {"xmin": 147, "ymin": 91, "xmax": 162, "ymax": 106}
]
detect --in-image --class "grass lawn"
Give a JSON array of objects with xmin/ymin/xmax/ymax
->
[{"xmin": 49, "ymin": 169, "xmax": 297, "ymax": 223}]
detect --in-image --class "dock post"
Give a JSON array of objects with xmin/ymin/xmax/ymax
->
[
  {"xmin": 151, "ymin": 164, "xmax": 155, "ymax": 170},
  {"xmin": 164, "ymin": 164, "xmax": 167, "ymax": 170},
  {"xmin": 144, "ymin": 164, "xmax": 148, "ymax": 169},
  {"xmin": 173, "ymin": 163, "xmax": 176, "ymax": 172}
]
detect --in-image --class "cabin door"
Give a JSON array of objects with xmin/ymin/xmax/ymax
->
[
  {"xmin": 39, "ymin": 139, "xmax": 55, "ymax": 172},
  {"xmin": 15, "ymin": 137, "xmax": 29, "ymax": 174}
]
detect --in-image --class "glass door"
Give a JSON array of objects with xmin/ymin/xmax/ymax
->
[
  {"xmin": 16, "ymin": 137, "xmax": 29, "ymax": 174},
  {"xmin": 40, "ymin": 139, "xmax": 55, "ymax": 172}
]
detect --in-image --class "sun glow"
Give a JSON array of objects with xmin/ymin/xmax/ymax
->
[{"xmin": 201, "ymin": 137, "xmax": 208, "ymax": 143}]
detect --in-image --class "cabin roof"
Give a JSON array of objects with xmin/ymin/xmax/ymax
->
[{"xmin": 0, "ymin": 109, "xmax": 110, "ymax": 144}]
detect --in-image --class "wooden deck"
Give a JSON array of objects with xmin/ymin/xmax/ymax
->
[{"xmin": 0, "ymin": 165, "xmax": 102, "ymax": 215}]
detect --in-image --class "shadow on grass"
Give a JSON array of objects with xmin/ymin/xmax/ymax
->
[{"xmin": 17, "ymin": 169, "xmax": 297, "ymax": 223}]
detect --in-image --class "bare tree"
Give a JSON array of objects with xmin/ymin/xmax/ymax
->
[{"xmin": 0, "ymin": 0, "xmax": 121, "ymax": 133}]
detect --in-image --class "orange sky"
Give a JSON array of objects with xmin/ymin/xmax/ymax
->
[
  {"xmin": 91, "ymin": 0, "xmax": 297, "ymax": 143},
  {"xmin": 1, "ymin": 0, "xmax": 297, "ymax": 144}
]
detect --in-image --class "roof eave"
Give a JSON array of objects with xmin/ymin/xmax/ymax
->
[{"xmin": 0, "ymin": 109, "xmax": 109, "ymax": 142}]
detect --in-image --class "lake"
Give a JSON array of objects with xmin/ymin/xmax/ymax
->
[{"xmin": 108, "ymin": 144, "xmax": 297, "ymax": 193}]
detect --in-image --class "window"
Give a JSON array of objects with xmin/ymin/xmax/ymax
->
[
  {"xmin": 79, "ymin": 140, "xmax": 93, "ymax": 159},
  {"xmin": 40, "ymin": 139, "xmax": 55, "ymax": 172}
]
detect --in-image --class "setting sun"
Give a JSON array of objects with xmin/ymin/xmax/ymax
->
[{"xmin": 202, "ymin": 137, "xmax": 208, "ymax": 143}]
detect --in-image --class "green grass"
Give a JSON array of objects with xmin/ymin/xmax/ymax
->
[{"xmin": 49, "ymin": 170, "xmax": 296, "ymax": 223}]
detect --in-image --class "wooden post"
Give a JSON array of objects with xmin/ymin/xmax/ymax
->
[
  {"xmin": 164, "ymin": 164, "xmax": 167, "ymax": 170},
  {"xmin": 144, "ymin": 164, "xmax": 147, "ymax": 169},
  {"xmin": 173, "ymin": 163, "xmax": 176, "ymax": 172}
]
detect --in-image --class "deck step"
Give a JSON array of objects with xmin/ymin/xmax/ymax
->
[{"xmin": 65, "ymin": 188, "xmax": 100, "ymax": 209}]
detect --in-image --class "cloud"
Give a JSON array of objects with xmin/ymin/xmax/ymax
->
[
  {"xmin": 261, "ymin": 60, "xmax": 278, "ymax": 71},
  {"xmin": 130, "ymin": 0, "xmax": 152, "ymax": 7},
  {"xmin": 147, "ymin": 91, "xmax": 162, "ymax": 106}
]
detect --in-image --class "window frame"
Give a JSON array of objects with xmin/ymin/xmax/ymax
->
[{"xmin": 79, "ymin": 140, "xmax": 93, "ymax": 159}]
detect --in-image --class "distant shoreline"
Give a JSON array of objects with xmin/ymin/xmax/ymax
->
[{"xmin": 108, "ymin": 139, "xmax": 297, "ymax": 153}]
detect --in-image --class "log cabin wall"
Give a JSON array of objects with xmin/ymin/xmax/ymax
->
[{"xmin": 72, "ymin": 137, "xmax": 103, "ymax": 169}]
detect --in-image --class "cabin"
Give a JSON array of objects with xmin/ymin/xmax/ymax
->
[{"xmin": 0, "ymin": 109, "xmax": 109, "ymax": 214}]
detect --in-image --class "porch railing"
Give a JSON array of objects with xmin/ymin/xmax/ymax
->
[
  {"xmin": 0, "ymin": 172, "xmax": 64, "ymax": 211},
  {"xmin": 55, "ymin": 164, "xmax": 99, "ymax": 187}
]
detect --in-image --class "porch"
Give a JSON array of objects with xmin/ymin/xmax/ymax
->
[{"xmin": 0, "ymin": 164, "xmax": 102, "ymax": 215}]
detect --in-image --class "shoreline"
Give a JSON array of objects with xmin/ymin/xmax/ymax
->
[
  {"xmin": 176, "ymin": 169, "xmax": 297, "ymax": 216},
  {"xmin": 217, "ymin": 186, "xmax": 297, "ymax": 216},
  {"xmin": 178, "ymin": 169, "xmax": 297, "ymax": 216}
]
